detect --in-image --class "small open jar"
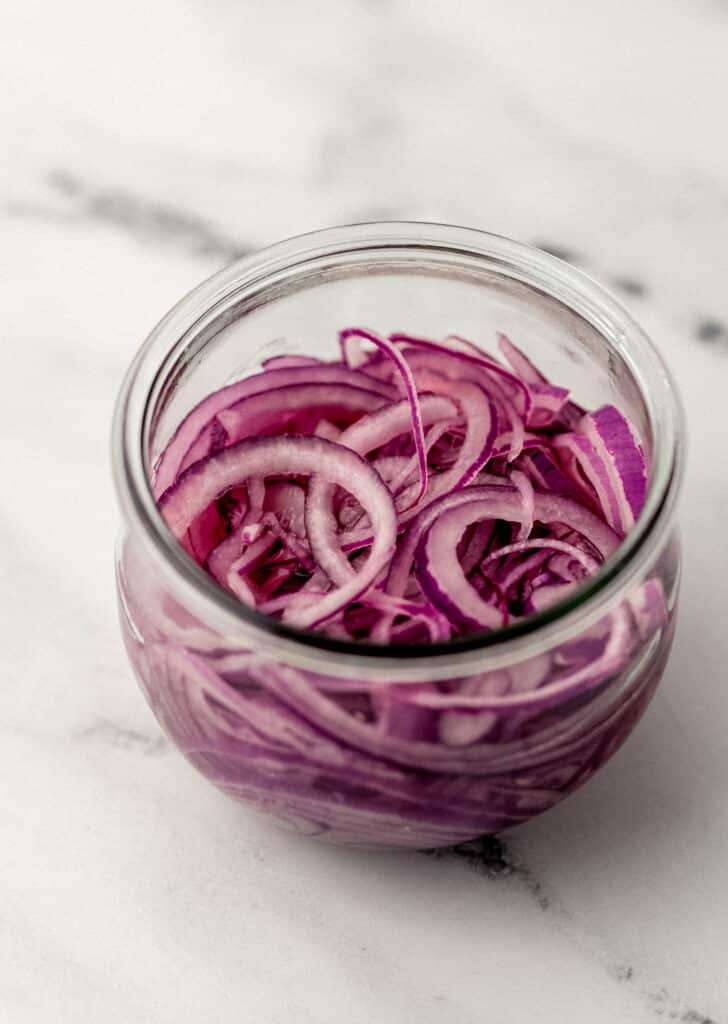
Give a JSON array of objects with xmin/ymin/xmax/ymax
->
[{"xmin": 112, "ymin": 223, "xmax": 684, "ymax": 848}]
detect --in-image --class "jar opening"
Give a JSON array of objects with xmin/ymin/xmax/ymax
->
[{"xmin": 112, "ymin": 222, "xmax": 684, "ymax": 677}]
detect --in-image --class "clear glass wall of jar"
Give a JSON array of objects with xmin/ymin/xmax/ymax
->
[{"xmin": 113, "ymin": 223, "xmax": 684, "ymax": 848}]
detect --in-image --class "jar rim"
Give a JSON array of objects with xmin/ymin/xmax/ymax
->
[{"xmin": 112, "ymin": 221, "xmax": 684, "ymax": 680}]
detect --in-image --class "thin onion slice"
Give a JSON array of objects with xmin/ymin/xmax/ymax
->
[{"xmin": 160, "ymin": 435, "xmax": 397, "ymax": 630}]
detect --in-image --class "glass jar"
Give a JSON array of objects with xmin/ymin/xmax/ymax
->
[{"xmin": 112, "ymin": 223, "xmax": 684, "ymax": 849}]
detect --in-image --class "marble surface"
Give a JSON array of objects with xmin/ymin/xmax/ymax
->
[{"xmin": 2, "ymin": 1, "xmax": 727, "ymax": 1021}]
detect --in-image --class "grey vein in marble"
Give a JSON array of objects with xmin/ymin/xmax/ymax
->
[
  {"xmin": 6, "ymin": 169, "xmax": 251, "ymax": 263},
  {"xmin": 529, "ymin": 240, "xmax": 581, "ymax": 264},
  {"xmin": 421, "ymin": 835, "xmax": 550, "ymax": 910},
  {"xmin": 695, "ymin": 318, "xmax": 727, "ymax": 343},
  {"xmin": 427, "ymin": 838, "xmax": 723, "ymax": 1024},
  {"xmin": 76, "ymin": 719, "xmax": 168, "ymax": 757},
  {"xmin": 612, "ymin": 276, "xmax": 649, "ymax": 298}
]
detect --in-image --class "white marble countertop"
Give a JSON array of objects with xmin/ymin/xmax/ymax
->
[{"xmin": 2, "ymin": 1, "xmax": 727, "ymax": 1021}]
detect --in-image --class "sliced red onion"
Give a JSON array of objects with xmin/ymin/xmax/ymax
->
[
  {"xmin": 416, "ymin": 501, "xmax": 510, "ymax": 632},
  {"xmin": 498, "ymin": 332, "xmax": 585, "ymax": 429},
  {"xmin": 340, "ymin": 328, "xmax": 429, "ymax": 503},
  {"xmin": 578, "ymin": 405, "xmax": 648, "ymax": 531},
  {"xmin": 241, "ymin": 634, "xmax": 634, "ymax": 771},
  {"xmin": 398, "ymin": 377, "xmax": 498, "ymax": 516},
  {"xmin": 510, "ymin": 470, "xmax": 535, "ymax": 541},
  {"xmin": 415, "ymin": 493, "xmax": 617, "ymax": 633},
  {"xmin": 516, "ymin": 444, "xmax": 585, "ymax": 504},
  {"xmin": 313, "ymin": 419, "xmax": 341, "ymax": 441},
  {"xmin": 153, "ymin": 364, "xmax": 395, "ymax": 497},
  {"xmin": 179, "ymin": 382, "xmax": 387, "ymax": 478},
  {"xmin": 241, "ymin": 478, "xmax": 266, "ymax": 527},
  {"xmin": 394, "ymin": 348, "xmax": 521, "ymax": 467},
  {"xmin": 627, "ymin": 577, "xmax": 668, "ymax": 640},
  {"xmin": 497, "ymin": 331, "xmax": 551, "ymax": 385},
  {"xmin": 527, "ymin": 383, "xmax": 571, "ymax": 428},
  {"xmin": 305, "ymin": 394, "xmax": 457, "ymax": 588},
  {"xmin": 460, "ymin": 519, "xmax": 496, "ymax": 576},
  {"xmin": 153, "ymin": 328, "xmax": 650, "ymax": 653},
  {"xmin": 208, "ymin": 529, "xmax": 274, "ymax": 604},
  {"xmin": 438, "ymin": 671, "xmax": 511, "ymax": 746},
  {"xmin": 263, "ymin": 481, "xmax": 306, "ymax": 537},
  {"xmin": 160, "ymin": 435, "xmax": 397, "ymax": 630},
  {"xmin": 480, "ymin": 538, "xmax": 601, "ymax": 576},
  {"xmin": 261, "ymin": 354, "xmax": 324, "ymax": 370},
  {"xmin": 390, "ymin": 332, "xmax": 532, "ymax": 418}
]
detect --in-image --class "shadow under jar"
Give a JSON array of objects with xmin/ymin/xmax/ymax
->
[{"xmin": 112, "ymin": 223, "xmax": 684, "ymax": 849}]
